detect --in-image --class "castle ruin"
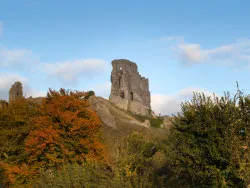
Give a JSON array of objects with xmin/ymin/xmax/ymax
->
[
  {"xmin": 109, "ymin": 59, "xmax": 151, "ymax": 116},
  {"xmin": 9, "ymin": 82, "xmax": 23, "ymax": 103},
  {"xmin": 0, "ymin": 100, "xmax": 8, "ymax": 109}
]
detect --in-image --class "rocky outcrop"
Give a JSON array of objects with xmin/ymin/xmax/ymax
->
[
  {"xmin": 89, "ymin": 96, "xmax": 117, "ymax": 128},
  {"xmin": 88, "ymin": 96, "xmax": 151, "ymax": 128},
  {"xmin": 9, "ymin": 82, "xmax": 23, "ymax": 103},
  {"xmin": 109, "ymin": 59, "xmax": 151, "ymax": 117}
]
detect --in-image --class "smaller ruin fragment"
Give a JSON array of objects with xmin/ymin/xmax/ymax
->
[
  {"xmin": 0, "ymin": 100, "xmax": 8, "ymax": 109},
  {"xmin": 9, "ymin": 82, "xmax": 24, "ymax": 103}
]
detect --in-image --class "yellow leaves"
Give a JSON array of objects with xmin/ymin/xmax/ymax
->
[
  {"xmin": 125, "ymin": 164, "xmax": 137, "ymax": 177},
  {"xmin": 45, "ymin": 153, "xmax": 64, "ymax": 164}
]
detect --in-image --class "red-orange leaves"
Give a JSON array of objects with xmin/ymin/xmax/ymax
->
[{"xmin": 25, "ymin": 88, "xmax": 105, "ymax": 170}]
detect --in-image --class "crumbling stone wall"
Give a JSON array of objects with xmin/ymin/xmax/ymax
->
[
  {"xmin": 9, "ymin": 82, "xmax": 23, "ymax": 103},
  {"xmin": 0, "ymin": 100, "xmax": 8, "ymax": 109},
  {"xmin": 109, "ymin": 59, "xmax": 151, "ymax": 116}
]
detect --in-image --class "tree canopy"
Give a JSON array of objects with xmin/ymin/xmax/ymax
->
[
  {"xmin": 166, "ymin": 92, "xmax": 250, "ymax": 187},
  {"xmin": 0, "ymin": 89, "xmax": 106, "ymax": 186}
]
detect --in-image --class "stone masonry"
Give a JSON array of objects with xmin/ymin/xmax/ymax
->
[
  {"xmin": 9, "ymin": 82, "xmax": 23, "ymax": 103},
  {"xmin": 109, "ymin": 59, "xmax": 151, "ymax": 116},
  {"xmin": 0, "ymin": 100, "xmax": 8, "ymax": 109}
]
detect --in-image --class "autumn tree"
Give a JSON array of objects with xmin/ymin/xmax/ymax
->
[
  {"xmin": 0, "ymin": 98, "xmax": 39, "ymax": 185},
  {"xmin": 25, "ymin": 89, "xmax": 106, "ymax": 170}
]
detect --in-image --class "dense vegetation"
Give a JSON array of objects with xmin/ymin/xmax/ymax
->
[
  {"xmin": 0, "ymin": 87, "xmax": 250, "ymax": 187},
  {"xmin": 0, "ymin": 89, "xmax": 106, "ymax": 187},
  {"xmin": 166, "ymin": 91, "xmax": 250, "ymax": 187}
]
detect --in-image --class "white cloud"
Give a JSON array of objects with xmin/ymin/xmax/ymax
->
[
  {"xmin": 0, "ymin": 47, "xmax": 38, "ymax": 69},
  {"xmin": 0, "ymin": 21, "xmax": 3, "ymax": 36},
  {"xmin": 0, "ymin": 45, "xmax": 109, "ymax": 95},
  {"xmin": 165, "ymin": 37, "xmax": 250, "ymax": 66},
  {"xmin": 0, "ymin": 46, "xmax": 108, "ymax": 86},
  {"xmin": 151, "ymin": 88, "xmax": 218, "ymax": 115},
  {"xmin": 42, "ymin": 59, "xmax": 108, "ymax": 85}
]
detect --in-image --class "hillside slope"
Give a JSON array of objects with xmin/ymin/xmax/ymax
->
[{"xmin": 88, "ymin": 96, "xmax": 167, "ymax": 159}]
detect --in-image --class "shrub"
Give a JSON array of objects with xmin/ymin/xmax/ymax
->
[
  {"xmin": 165, "ymin": 91, "xmax": 250, "ymax": 187},
  {"xmin": 1, "ymin": 88, "xmax": 107, "ymax": 186},
  {"xmin": 34, "ymin": 163, "xmax": 112, "ymax": 188},
  {"xmin": 149, "ymin": 118, "xmax": 163, "ymax": 128}
]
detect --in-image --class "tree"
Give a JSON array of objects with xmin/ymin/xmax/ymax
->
[
  {"xmin": 25, "ymin": 89, "xmax": 106, "ymax": 169},
  {"xmin": 1, "ymin": 88, "xmax": 107, "ymax": 185},
  {"xmin": 0, "ymin": 98, "xmax": 38, "ymax": 185},
  {"xmin": 165, "ymin": 92, "xmax": 250, "ymax": 187}
]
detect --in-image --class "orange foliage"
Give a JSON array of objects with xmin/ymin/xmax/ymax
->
[
  {"xmin": 25, "ymin": 89, "xmax": 106, "ymax": 170},
  {"xmin": 0, "ymin": 98, "xmax": 39, "ymax": 186},
  {"xmin": 0, "ymin": 162, "xmax": 37, "ymax": 185},
  {"xmin": 1, "ymin": 89, "xmax": 107, "ymax": 185}
]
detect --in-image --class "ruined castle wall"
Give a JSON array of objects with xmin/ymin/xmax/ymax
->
[
  {"xmin": 9, "ymin": 82, "xmax": 23, "ymax": 103},
  {"xmin": 109, "ymin": 59, "xmax": 151, "ymax": 116},
  {"xmin": 0, "ymin": 100, "xmax": 8, "ymax": 109}
]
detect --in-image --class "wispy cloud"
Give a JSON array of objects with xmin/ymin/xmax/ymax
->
[
  {"xmin": 0, "ymin": 21, "xmax": 3, "ymax": 36},
  {"xmin": 0, "ymin": 47, "xmax": 39, "ymax": 70},
  {"xmin": 42, "ymin": 59, "xmax": 108, "ymax": 85},
  {"xmin": 25, "ymin": 2, "xmax": 40, "ymax": 7},
  {"xmin": 0, "ymin": 45, "xmax": 109, "ymax": 98},
  {"xmin": 151, "ymin": 88, "xmax": 218, "ymax": 115},
  {"xmin": 164, "ymin": 37, "xmax": 250, "ymax": 67}
]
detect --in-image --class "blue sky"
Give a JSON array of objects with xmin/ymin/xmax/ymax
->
[{"xmin": 1, "ymin": 0, "xmax": 250, "ymax": 115}]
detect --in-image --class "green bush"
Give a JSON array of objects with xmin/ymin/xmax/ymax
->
[
  {"xmin": 84, "ymin": 90, "xmax": 95, "ymax": 99},
  {"xmin": 165, "ymin": 91, "xmax": 250, "ymax": 187},
  {"xmin": 127, "ymin": 111, "xmax": 164, "ymax": 128},
  {"xmin": 128, "ymin": 112, "xmax": 147, "ymax": 122},
  {"xmin": 88, "ymin": 90, "xmax": 95, "ymax": 96},
  {"xmin": 33, "ymin": 163, "xmax": 112, "ymax": 188},
  {"xmin": 114, "ymin": 133, "xmax": 168, "ymax": 188},
  {"xmin": 33, "ymin": 133, "xmax": 169, "ymax": 188},
  {"xmin": 149, "ymin": 118, "xmax": 163, "ymax": 128}
]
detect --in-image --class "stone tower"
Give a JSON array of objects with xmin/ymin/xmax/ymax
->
[
  {"xmin": 109, "ymin": 59, "xmax": 151, "ymax": 116},
  {"xmin": 9, "ymin": 82, "xmax": 23, "ymax": 103}
]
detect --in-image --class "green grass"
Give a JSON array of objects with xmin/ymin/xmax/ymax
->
[
  {"xmin": 128, "ymin": 112, "xmax": 148, "ymax": 122},
  {"xmin": 127, "ymin": 110, "xmax": 164, "ymax": 128}
]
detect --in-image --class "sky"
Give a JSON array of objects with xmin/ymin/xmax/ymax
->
[{"xmin": 1, "ymin": 0, "xmax": 250, "ymax": 115}]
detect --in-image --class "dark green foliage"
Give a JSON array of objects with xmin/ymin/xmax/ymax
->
[
  {"xmin": 0, "ymin": 98, "xmax": 38, "ymax": 163},
  {"xmin": 114, "ymin": 133, "xmax": 168, "ymax": 188},
  {"xmin": 88, "ymin": 90, "xmax": 95, "ymax": 96},
  {"xmin": 149, "ymin": 118, "xmax": 163, "ymax": 128},
  {"xmin": 165, "ymin": 91, "xmax": 250, "ymax": 187},
  {"xmin": 84, "ymin": 91, "xmax": 95, "ymax": 99},
  {"xmin": 127, "ymin": 112, "xmax": 148, "ymax": 122},
  {"xmin": 128, "ymin": 111, "xmax": 164, "ymax": 128}
]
